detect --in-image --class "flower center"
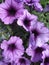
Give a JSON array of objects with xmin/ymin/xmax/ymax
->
[
  {"xmin": 35, "ymin": 47, "xmax": 44, "ymax": 54},
  {"xmin": 8, "ymin": 63, "xmax": 11, "ymax": 65},
  {"xmin": 8, "ymin": 43, "xmax": 16, "ymax": 51},
  {"xmin": 23, "ymin": 17, "xmax": 30, "ymax": 27},
  {"xmin": 19, "ymin": 58, "xmax": 26, "ymax": 64},
  {"xmin": 44, "ymin": 57, "xmax": 49, "ymax": 65},
  {"xmin": 27, "ymin": 0, "xmax": 33, "ymax": 4},
  {"xmin": 32, "ymin": 29, "xmax": 40, "ymax": 39},
  {"xmin": 7, "ymin": 6, "xmax": 16, "ymax": 16}
]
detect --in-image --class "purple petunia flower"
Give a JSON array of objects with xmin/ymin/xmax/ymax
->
[
  {"xmin": 0, "ymin": 61, "xmax": 15, "ymax": 65},
  {"xmin": 24, "ymin": 0, "xmax": 43, "ymax": 11},
  {"xmin": 24, "ymin": 0, "xmax": 39, "ymax": 6},
  {"xmin": 17, "ymin": 10, "xmax": 37, "ymax": 31},
  {"xmin": 43, "ymin": 5, "xmax": 49, "ymax": 12},
  {"xmin": 14, "ymin": 0, "xmax": 23, "ymax": 3},
  {"xmin": 29, "ymin": 21, "xmax": 49, "ymax": 47},
  {"xmin": 26, "ymin": 43, "xmax": 49, "ymax": 62},
  {"xmin": 0, "ymin": 0, "xmax": 24, "ymax": 24},
  {"xmin": 15, "ymin": 57, "xmax": 31, "ymax": 65},
  {"xmin": 33, "ymin": 2, "xmax": 43, "ymax": 12},
  {"xmin": 1, "ymin": 36, "xmax": 24, "ymax": 62},
  {"xmin": 41, "ymin": 49, "xmax": 49, "ymax": 65}
]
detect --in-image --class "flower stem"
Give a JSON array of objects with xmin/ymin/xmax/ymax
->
[{"xmin": 29, "ymin": 6, "xmax": 32, "ymax": 13}]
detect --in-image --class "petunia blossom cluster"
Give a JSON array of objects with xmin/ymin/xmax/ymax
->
[
  {"xmin": 0, "ymin": 0, "xmax": 49, "ymax": 65},
  {"xmin": 24, "ymin": 0, "xmax": 43, "ymax": 11}
]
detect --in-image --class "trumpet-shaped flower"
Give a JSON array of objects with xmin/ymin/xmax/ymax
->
[
  {"xmin": 17, "ymin": 10, "xmax": 37, "ymax": 31},
  {"xmin": 0, "ymin": 0, "xmax": 24, "ymax": 24},
  {"xmin": 1, "ymin": 36, "xmax": 24, "ymax": 62}
]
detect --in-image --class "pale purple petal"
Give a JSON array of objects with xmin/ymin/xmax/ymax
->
[{"xmin": 34, "ymin": 3, "xmax": 43, "ymax": 12}]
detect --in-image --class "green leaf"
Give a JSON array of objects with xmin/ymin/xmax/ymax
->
[{"xmin": 0, "ymin": 21, "xmax": 12, "ymax": 42}]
